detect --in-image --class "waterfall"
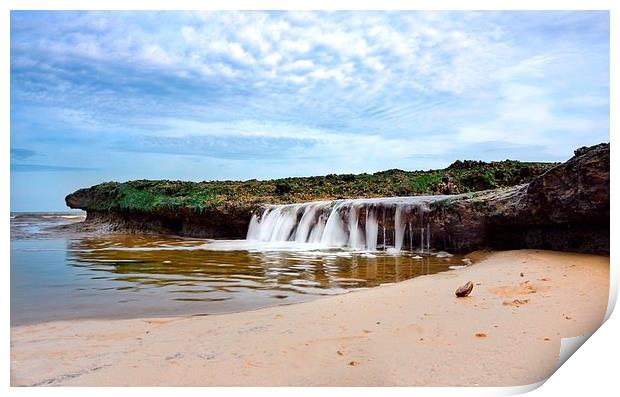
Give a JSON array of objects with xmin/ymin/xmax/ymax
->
[
  {"xmin": 382, "ymin": 209, "xmax": 386, "ymax": 251},
  {"xmin": 308, "ymin": 213, "xmax": 326, "ymax": 244},
  {"xmin": 246, "ymin": 196, "xmax": 446, "ymax": 252},
  {"xmin": 347, "ymin": 204, "xmax": 365, "ymax": 249},
  {"xmin": 365, "ymin": 207, "xmax": 378, "ymax": 251},
  {"xmin": 295, "ymin": 203, "xmax": 321, "ymax": 243},
  {"xmin": 321, "ymin": 202, "xmax": 348, "ymax": 247},
  {"xmin": 408, "ymin": 222, "xmax": 413, "ymax": 251},
  {"xmin": 394, "ymin": 206, "xmax": 406, "ymax": 251}
]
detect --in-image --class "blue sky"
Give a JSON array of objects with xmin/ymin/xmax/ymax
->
[{"xmin": 10, "ymin": 11, "xmax": 609, "ymax": 211}]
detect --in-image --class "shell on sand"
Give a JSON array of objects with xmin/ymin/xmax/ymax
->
[{"xmin": 455, "ymin": 281, "xmax": 474, "ymax": 297}]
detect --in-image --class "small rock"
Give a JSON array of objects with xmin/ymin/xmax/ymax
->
[
  {"xmin": 337, "ymin": 350, "xmax": 344, "ymax": 356},
  {"xmin": 348, "ymin": 361, "xmax": 359, "ymax": 366},
  {"xmin": 544, "ymin": 337, "xmax": 550, "ymax": 341},
  {"xmin": 475, "ymin": 332, "xmax": 487, "ymax": 338},
  {"xmin": 520, "ymin": 272, "xmax": 524, "ymax": 277},
  {"xmin": 455, "ymin": 281, "xmax": 474, "ymax": 297}
]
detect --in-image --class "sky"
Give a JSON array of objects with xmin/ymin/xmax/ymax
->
[{"xmin": 10, "ymin": 11, "xmax": 609, "ymax": 211}]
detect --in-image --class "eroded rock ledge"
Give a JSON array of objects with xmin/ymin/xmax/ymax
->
[
  {"xmin": 65, "ymin": 143, "xmax": 609, "ymax": 254},
  {"xmin": 427, "ymin": 143, "xmax": 609, "ymax": 254}
]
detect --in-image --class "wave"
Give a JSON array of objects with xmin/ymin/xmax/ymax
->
[{"xmin": 41, "ymin": 215, "xmax": 85, "ymax": 219}]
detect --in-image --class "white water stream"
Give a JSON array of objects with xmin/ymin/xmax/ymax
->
[{"xmin": 246, "ymin": 196, "xmax": 449, "ymax": 252}]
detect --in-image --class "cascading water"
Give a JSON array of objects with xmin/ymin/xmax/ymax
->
[
  {"xmin": 246, "ymin": 196, "xmax": 449, "ymax": 252},
  {"xmin": 394, "ymin": 205, "xmax": 406, "ymax": 251},
  {"xmin": 365, "ymin": 207, "xmax": 378, "ymax": 251}
]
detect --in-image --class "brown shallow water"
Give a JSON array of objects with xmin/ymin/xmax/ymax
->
[{"xmin": 11, "ymin": 214, "xmax": 467, "ymax": 325}]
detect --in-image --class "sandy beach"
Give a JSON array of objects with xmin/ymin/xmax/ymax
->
[{"xmin": 10, "ymin": 249, "xmax": 609, "ymax": 387}]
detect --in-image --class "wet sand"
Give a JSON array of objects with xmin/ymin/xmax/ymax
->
[{"xmin": 10, "ymin": 249, "xmax": 609, "ymax": 387}]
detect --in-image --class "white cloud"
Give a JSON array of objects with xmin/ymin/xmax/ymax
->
[
  {"xmin": 133, "ymin": 118, "xmax": 458, "ymax": 166},
  {"xmin": 11, "ymin": 10, "xmax": 610, "ymax": 173},
  {"xmin": 279, "ymin": 40, "xmax": 311, "ymax": 54},
  {"xmin": 180, "ymin": 26, "xmax": 197, "ymax": 43},
  {"xmin": 282, "ymin": 59, "xmax": 314, "ymax": 71},
  {"xmin": 364, "ymin": 57, "xmax": 385, "ymax": 71},
  {"xmin": 457, "ymin": 82, "xmax": 603, "ymax": 146},
  {"xmin": 15, "ymin": 11, "xmax": 523, "ymax": 95},
  {"xmin": 206, "ymin": 41, "xmax": 255, "ymax": 65},
  {"xmin": 140, "ymin": 44, "xmax": 175, "ymax": 65},
  {"xmin": 238, "ymin": 25, "xmax": 271, "ymax": 54},
  {"xmin": 262, "ymin": 53, "xmax": 282, "ymax": 66}
]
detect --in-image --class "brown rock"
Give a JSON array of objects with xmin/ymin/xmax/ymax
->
[
  {"xmin": 426, "ymin": 143, "xmax": 609, "ymax": 254},
  {"xmin": 455, "ymin": 281, "xmax": 474, "ymax": 297}
]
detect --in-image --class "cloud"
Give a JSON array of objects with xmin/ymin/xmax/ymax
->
[
  {"xmin": 10, "ymin": 148, "xmax": 37, "ymax": 160},
  {"xmin": 106, "ymin": 119, "xmax": 457, "ymax": 170},
  {"xmin": 10, "ymin": 11, "xmax": 520, "ymax": 101},
  {"xmin": 456, "ymin": 80, "xmax": 607, "ymax": 150},
  {"xmin": 11, "ymin": 164, "xmax": 97, "ymax": 172},
  {"xmin": 116, "ymin": 134, "xmax": 315, "ymax": 160},
  {"xmin": 9, "ymin": 11, "xmax": 610, "ymax": 210}
]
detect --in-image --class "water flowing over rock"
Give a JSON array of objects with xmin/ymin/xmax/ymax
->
[
  {"xmin": 242, "ymin": 143, "xmax": 609, "ymax": 254},
  {"xmin": 246, "ymin": 197, "xmax": 449, "ymax": 251},
  {"xmin": 64, "ymin": 143, "xmax": 609, "ymax": 255}
]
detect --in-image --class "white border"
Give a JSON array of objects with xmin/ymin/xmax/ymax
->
[{"xmin": 3, "ymin": 1, "xmax": 616, "ymax": 396}]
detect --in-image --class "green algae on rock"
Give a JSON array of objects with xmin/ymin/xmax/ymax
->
[{"xmin": 66, "ymin": 159, "xmax": 554, "ymax": 214}]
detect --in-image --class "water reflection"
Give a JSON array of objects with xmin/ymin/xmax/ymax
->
[
  {"xmin": 67, "ymin": 234, "xmax": 466, "ymax": 303},
  {"xmin": 12, "ymin": 214, "xmax": 470, "ymax": 324}
]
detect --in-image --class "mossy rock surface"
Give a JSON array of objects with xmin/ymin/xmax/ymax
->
[{"xmin": 66, "ymin": 160, "xmax": 555, "ymax": 214}]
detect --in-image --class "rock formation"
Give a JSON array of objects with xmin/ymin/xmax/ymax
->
[
  {"xmin": 65, "ymin": 143, "xmax": 609, "ymax": 254},
  {"xmin": 427, "ymin": 143, "xmax": 609, "ymax": 254}
]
